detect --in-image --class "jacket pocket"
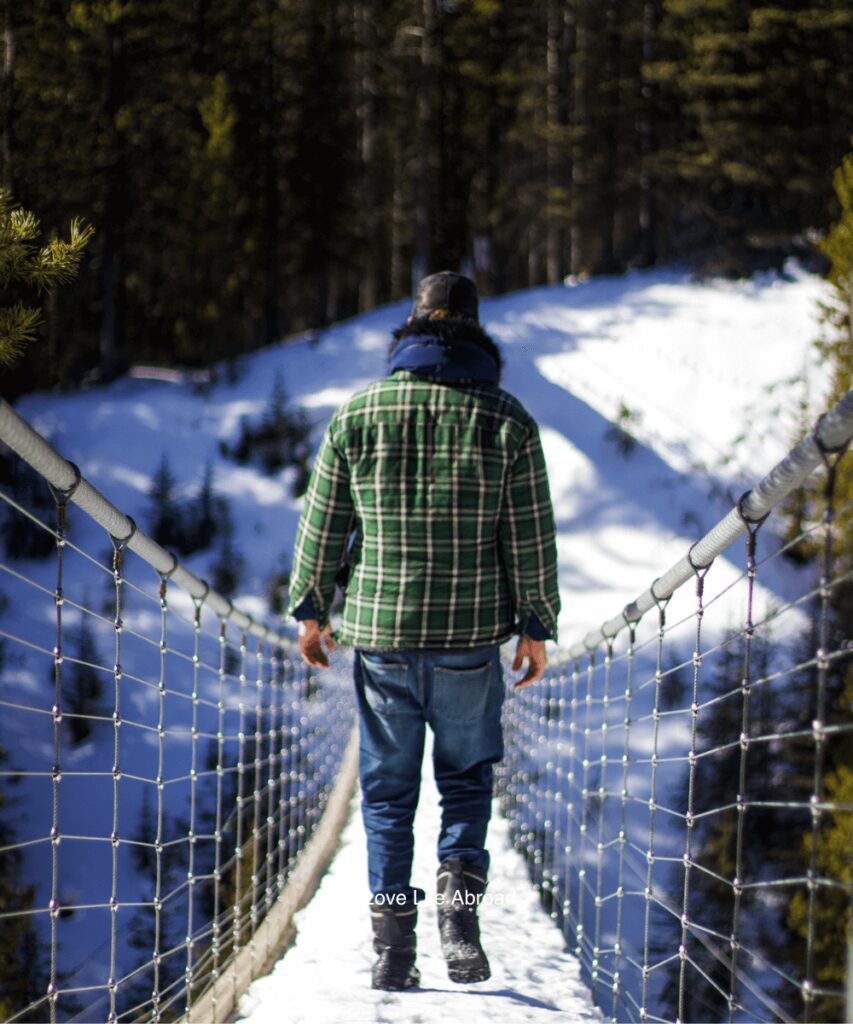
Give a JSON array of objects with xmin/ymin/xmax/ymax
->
[{"xmin": 433, "ymin": 661, "xmax": 495, "ymax": 723}]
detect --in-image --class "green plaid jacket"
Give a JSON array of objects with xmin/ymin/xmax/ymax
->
[{"xmin": 286, "ymin": 370, "xmax": 560, "ymax": 650}]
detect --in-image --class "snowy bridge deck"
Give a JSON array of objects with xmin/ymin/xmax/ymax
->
[{"xmin": 238, "ymin": 737, "xmax": 601, "ymax": 1024}]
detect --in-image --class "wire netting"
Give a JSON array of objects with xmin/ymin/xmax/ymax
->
[
  {"xmin": 497, "ymin": 445, "xmax": 852, "ymax": 1022},
  {"xmin": 0, "ymin": 463, "xmax": 355, "ymax": 1023}
]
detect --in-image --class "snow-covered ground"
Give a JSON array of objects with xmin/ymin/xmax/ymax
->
[
  {"xmin": 15, "ymin": 261, "xmax": 829, "ymax": 647},
  {"xmin": 237, "ymin": 734, "xmax": 603, "ymax": 1024},
  {"xmin": 2, "ymin": 262, "xmax": 834, "ymax": 1019}
]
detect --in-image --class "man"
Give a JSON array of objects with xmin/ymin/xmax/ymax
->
[{"xmin": 287, "ymin": 271, "xmax": 560, "ymax": 991}]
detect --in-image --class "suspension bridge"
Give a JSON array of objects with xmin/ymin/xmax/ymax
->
[{"xmin": 0, "ymin": 386, "xmax": 851, "ymax": 1024}]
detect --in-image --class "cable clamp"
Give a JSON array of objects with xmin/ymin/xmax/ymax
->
[
  {"xmin": 110, "ymin": 516, "xmax": 137, "ymax": 551},
  {"xmin": 192, "ymin": 579, "xmax": 211, "ymax": 612},
  {"xmin": 48, "ymin": 461, "xmax": 82, "ymax": 506},
  {"xmin": 650, "ymin": 577, "xmax": 671, "ymax": 611},
  {"xmin": 158, "ymin": 551, "xmax": 179, "ymax": 582},
  {"xmin": 602, "ymin": 620, "xmax": 620, "ymax": 641},
  {"xmin": 601, "ymin": 626, "xmax": 620, "ymax": 658},
  {"xmin": 735, "ymin": 491, "xmax": 769, "ymax": 531},
  {"xmin": 813, "ymin": 412, "xmax": 851, "ymax": 458},
  {"xmin": 687, "ymin": 543, "xmax": 713, "ymax": 578}
]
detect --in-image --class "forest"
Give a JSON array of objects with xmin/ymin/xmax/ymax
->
[
  {"xmin": 0, "ymin": 2, "xmax": 852, "ymax": 1021},
  {"xmin": 1, "ymin": 0, "xmax": 852, "ymax": 398}
]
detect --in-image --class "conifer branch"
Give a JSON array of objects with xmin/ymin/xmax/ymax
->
[{"xmin": 0, "ymin": 189, "xmax": 93, "ymax": 367}]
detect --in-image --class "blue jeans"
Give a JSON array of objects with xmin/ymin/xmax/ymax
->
[{"xmin": 353, "ymin": 645, "xmax": 505, "ymax": 902}]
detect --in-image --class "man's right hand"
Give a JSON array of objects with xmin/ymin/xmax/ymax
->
[
  {"xmin": 512, "ymin": 634, "xmax": 547, "ymax": 689},
  {"xmin": 298, "ymin": 619, "xmax": 336, "ymax": 669}
]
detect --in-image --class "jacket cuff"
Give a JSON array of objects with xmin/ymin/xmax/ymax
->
[
  {"xmin": 524, "ymin": 613, "xmax": 551, "ymax": 641},
  {"xmin": 292, "ymin": 595, "xmax": 318, "ymax": 621}
]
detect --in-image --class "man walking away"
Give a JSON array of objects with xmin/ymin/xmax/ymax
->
[{"xmin": 287, "ymin": 271, "xmax": 561, "ymax": 990}]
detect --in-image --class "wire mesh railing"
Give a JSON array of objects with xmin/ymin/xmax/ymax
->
[
  {"xmin": 497, "ymin": 389, "xmax": 853, "ymax": 1024},
  {"xmin": 2, "ymin": 383, "xmax": 851, "ymax": 1024},
  {"xmin": 0, "ymin": 400, "xmax": 356, "ymax": 1024}
]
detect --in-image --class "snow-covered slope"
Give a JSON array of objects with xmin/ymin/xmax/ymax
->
[
  {"xmin": 15, "ymin": 260, "xmax": 829, "ymax": 645},
  {"xmin": 2, "ymin": 263, "xmax": 832, "ymax": 1016}
]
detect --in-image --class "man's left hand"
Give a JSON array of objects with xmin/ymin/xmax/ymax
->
[
  {"xmin": 512, "ymin": 634, "xmax": 547, "ymax": 689},
  {"xmin": 298, "ymin": 619, "xmax": 336, "ymax": 669}
]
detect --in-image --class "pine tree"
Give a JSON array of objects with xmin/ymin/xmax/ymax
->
[
  {"xmin": 0, "ymin": 188, "xmax": 92, "ymax": 366},
  {"xmin": 818, "ymin": 137, "xmax": 853, "ymax": 408},
  {"xmin": 223, "ymin": 372, "xmax": 313, "ymax": 487},
  {"xmin": 0, "ymin": 446, "xmax": 56, "ymax": 560},
  {"xmin": 120, "ymin": 789, "xmax": 184, "ymax": 1019},
  {"xmin": 780, "ymin": 139, "xmax": 853, "ymax": 1024},
  {"xmin": 190, "ymin": 460, "xmax": 221, "ymax": 554},
  {"xmin": 210, "ymin": 507, "xmax": 244, "ymax": 598},
  {"xmin": 63, "ymin": 614, "xmax": 105, "ymax": 745},
  {"xmin": 147, "ymin": 453, "xmax": 186, "ymax": 554},
  {"xmin": 657, "ymin": 632, "xmax": 778, "ymax": 1022},
  {"xmin": 652, "ymin": 0, "xmax": 853, "ymax": 271},
  {"xmin": 0, "ymin": 747, "xmax": 47, "ymax": 1021}
]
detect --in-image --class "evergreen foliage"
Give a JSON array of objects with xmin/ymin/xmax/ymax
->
[
  {"xmin": 651, "ymin": 1, "xmax": 853, "ymax": 271},
  {"xmin": 818, "ymin": 136, "xmax": 853, "ymax": 420},
  {"xmin": 778, "ymin": 139, "xmax": 853, "ymax": 1024},
  {"xmin": 0, "ymin": 188, "xmax": 93, "ymax": 368},
  {"xmin": 3, "ymin": 1, "xmax": 851, "ymax": 397},
  {"xmin": 0, "ymin": 748, "xmax": 47, "ymax": 1021},
  {"xmin": 210, "ymin": 508, "xmax": 245, "ymax": 598},
  {"xmin": 146, "ymin": 453, "xmax": 186, "ymax": 554},
  {"xmin": 655, "ymin": 629, "xmax": 820, "ymax": 1022},
  {"xmin": 221, "ymin": 373, "xmax": 312, "ymax": 494},
  {"xmin": 604, "ymin": 400, "xmax": 642, "ymax": 458},
  {"xmin": 680, "ymin": 154, "xmax": 853, "ymax": 1016},
  {"xmin": 0, "ymin": 445, "xmax": 57, "ymax": 560},
  {"xmin": 193, "ymin": 461, "xmax": 220, "ymax": 551},
  {"xmin": 120, "ymin": 792, "xmax": 186, "ymax": 1019},
  {"xmin": 62, "ymin": 614, "xmax": 105, "ymax": 744},
  {"xmin": 146, "ymin": 455, "xmax": 230, "ymax": 557},
  {"xmin": 659, "ymin": 582, "xmax": 850, "ymax": 1021}
]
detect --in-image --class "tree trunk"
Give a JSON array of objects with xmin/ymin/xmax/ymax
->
[
  {"xmin": 99, "ymin": 20, "xmax": 125, "ymax": 381},
  {"xmin": 413, "ymin": 0, "xmax": 436, "ymax": 292},
  {"xmin": 598, "ymin": 2, "xmax": 620, "ymax": 274},
  {"xmin": 545, "ymin": 0, "xmax": 564, "ymax": 284},
  {"xmin": 569, "ymin": 7, "xmax": 587, "ymax": 276},
  {"xmin": 355, "ymin": 1, "xmax": 379, "ymax": 311},
  {"xmin": 637, "ymin": 0, "xmax": 657, "ymax": 266},
  {"xmin": 260, "ymin": 0, "xmax": 280, "ymax": 344},
  {"xmin": 1, "ymin": 0, "xmax": 14, "ymax": 192},
  {"xmin": 324, "ymin": 261, "xmax": 339, "ymax": 324}
]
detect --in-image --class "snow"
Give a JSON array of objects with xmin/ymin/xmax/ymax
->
[
  {"xmin": 237, "ymin": 734, "xmax": 603, "ymax": 1024},
  {"xmin": 13, "ymin": 263, "xmax": 829, "ymax": 649},
  {"xmin": 2, "ymin": 263, "xmax": 834, "ymax": 1020}
]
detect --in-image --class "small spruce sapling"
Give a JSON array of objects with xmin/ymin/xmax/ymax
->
[
  {"xmin": 0, "ymin": 447, "xmax": 58, "ymax": 560},
  {"xmin": 222, "ymin": 372, "xmax": 313, "ymax": 495},
  {"xmin": 147, "ymin": 454, "xmax": 187, "ymax": 553},
  {"xmin": 210, "ymin": 506, "xmax": 245, "ymax": 598},
  {"xmin": 604, "ymin": 400, "xmax": 642, "ymax": 457}
]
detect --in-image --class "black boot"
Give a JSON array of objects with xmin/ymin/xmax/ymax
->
[
  {"xmin": 436, "ymin": 859, "xmax": 491, "ymax": 983},
  {"xmin": 370, "ymin": 900, "xmax": 421, "ymax": 991}
]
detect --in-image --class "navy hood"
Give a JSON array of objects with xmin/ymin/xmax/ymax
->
[{"xmin": 387, "ymin": 317, "xmax": 503, "ymax": 386}]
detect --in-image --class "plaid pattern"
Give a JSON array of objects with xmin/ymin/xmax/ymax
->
[{"xmin": 287, "ymin": 370, "xmax": 560, "ymax": 650}]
